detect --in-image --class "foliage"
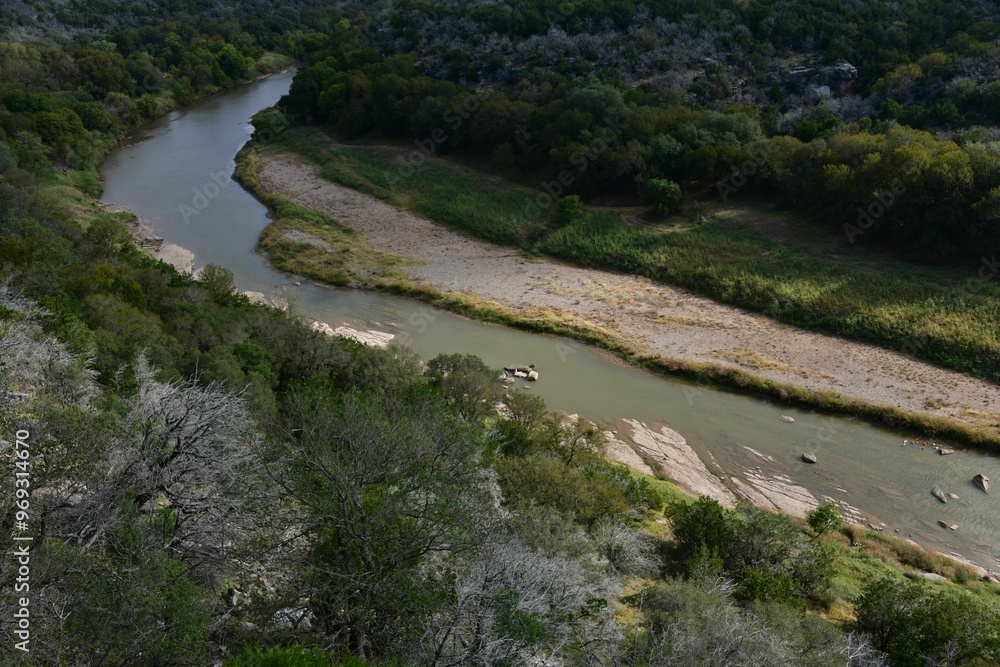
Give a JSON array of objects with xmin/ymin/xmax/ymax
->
[
  {"xmin": 665, "ymin": 498, "xmax": 835, "ymax": 605},
  {"xmin": 276, "ymin": 132, "xmax": 1000, "ymax": 387},
  {"xmin": 854, "ymin": 576, "xmax": 1000, "ymax": 665},
  {"xmin": 552, "ymin": 195, "xmax": 583, "ymax": 227},
  {"xmin": 808, "ymin": 502, "xmax": 844, "ymax": 538},
  {"xmin": 641, "ymin": 178, "xmax": 684, "ymax": 216},
  {"xmin": 6, "ymin": 3, "xmax": 1000, "ymax": 665},
  {"xmin": 425, "ymin": 352, "xmax": 503, "ymax": 422}
]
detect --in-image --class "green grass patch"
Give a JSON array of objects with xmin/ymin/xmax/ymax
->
[
  {"xmin": 251, "ymin": 51, "xmax": 296, "ymax": 76},
  {"xmin": 236, "ymin": 147, "xmax": 409, "ymax": 286}
]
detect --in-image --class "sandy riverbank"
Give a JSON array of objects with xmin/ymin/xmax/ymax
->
[
  {"xmin": 255, "ymin": 153, "xmax": 1000, "ymax": 441},
  {"xmin": 105, "ymin": 203, "xmax": 197, "ymax": 274}
]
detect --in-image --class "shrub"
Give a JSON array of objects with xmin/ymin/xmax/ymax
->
[
  {"xmin": 552, "ymin": 195, "xmax": 583, "ymax": 227},
  {"xmin": 641, "ymin": 178, "xmax": 683, "ymax": 215}
]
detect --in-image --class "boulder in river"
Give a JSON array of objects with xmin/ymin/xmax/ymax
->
[
  {"xmin": 801, "ymin": 452, "xmax": 817, "ymax": 464},
  {"xmin": 931, "ymin": 486, "xmax": 947, "ymax": 503},
  {"xmin": 938, "ymin": 520, "xmax": 959, "ymax": 531},
  {"xmin": 937, "ymin": 447, "xmax": 955, "ymax": 455},
  {"xmin": 504, "ymin": 364, "xmax": 533, "ymax": 373},
  {"xmin": 527, "ymin": 370, "xmax": 539, "ymax": 381},
  {"xmin": 973, "ymin": 474, "xmax": 990, "ymax": 493},
  {"xmin": 780, "ymin": 415, "xmax": 795, "ymax": 423}
]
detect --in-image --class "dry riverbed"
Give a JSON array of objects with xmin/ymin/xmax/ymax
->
[{"xmin": 255, "ymin": 152, "xmax": 1000, "ymax": 442}]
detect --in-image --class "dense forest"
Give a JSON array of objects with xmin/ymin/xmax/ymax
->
[
  {"xmin": 3, "ymin": 1, "xmax": 1000, "ymax": 666},
  {"xmin": 283, "ymin": 2, "xmax": 1000, "ymax": 260}
]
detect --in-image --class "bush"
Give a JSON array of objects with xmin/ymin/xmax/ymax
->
[
  {"xmin": 641, "ymin": 178, "xmax": 683, "ymax": 215},
  {"xmin": 807, "ymin": 503, "xmax": 843, "ymax": 538},
  {"xmin": 552, "ymin": 195, "xmax": 583, "ymax": 227},
  {"xmin": 496, "ymin": 454, "xmax": 631, "ymax": 525}
]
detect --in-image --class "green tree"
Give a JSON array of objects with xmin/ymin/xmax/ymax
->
[
  {"xmin": 665, "ymin": 497, "xmax": 731, "ymax": 564},
  {"xmin": 199, "ymin": 263, "xmax": 236, "ymax": 295},
  {"xmin": 552, "ymin": 195, "xmax": 583, "ymax": 227},
  {"xmin": 425, "ymin": 352, "xmax": 502, "ymax": 422},
  {"xmin": 0, "ymin": 141, "xmax": 17, "ymax": 173},
  {"xmin": 854, "ymin": 577, "xmax": 923, "ymax": 660},
  {"xmin": 641, "ymin": 178, "xmax": 684, "ymax": 215},
  {"xmin": 806, "ymin": 502, "xmax": 843, "ymax": 538},
  {"xmin": 217, "ymin": 43, "xmax": 248, "ymax": 81},
  {"xmin": 278, "ymin": 386, "xmax": 492, "ymax": 659}
]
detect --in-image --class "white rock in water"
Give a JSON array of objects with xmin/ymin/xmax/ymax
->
[
  {"xmin": 242, "ymin": 291, "xmax": 270, "ymax": 305},
  {"xmin": 310, "ymin": 322, "xmax": 395, "ymax": 348},
  {"xmin": 311, "ymin": 321, "xmax": 335, "ymax": 336},
  {"xmin": 527, "ymin": 370, "xmax": 539, "ymax": 381},
  {"xmin": 779, "ymin": 415, "xmax": 795, "ymax": 423}
]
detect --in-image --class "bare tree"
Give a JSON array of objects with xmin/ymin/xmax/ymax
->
[
  {"xmin": 840, "ymin": 632, "xmax": 890, "ymax": 667},
  {"xmin": 49, "ymin": 355, "xmax": 264, "ymax": 582},
  {"xmin": 419, "ymin": 537, "xmax": 618, "ymax": 667},
  {"xmin": 0, "ymin": 281, "xmax": 97, "ymax": 405},
  {"xmin": 591, "ymin": 518, "xmax": 658, "ymax": 577}
]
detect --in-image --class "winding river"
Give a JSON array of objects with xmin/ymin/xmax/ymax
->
[{"xmin": 100, "ymin": 69, "xmax": 1000, "ymax": 571}]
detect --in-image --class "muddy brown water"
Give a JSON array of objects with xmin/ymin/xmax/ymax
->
[{"xmin": 100, "ymin": 69, "xmax": 1000, "ymax": 570}]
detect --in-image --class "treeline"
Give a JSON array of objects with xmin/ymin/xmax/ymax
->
[
  {"xmin": 282, "ymin": 36, "xmax": 1000, "ymax": 259},
  {"xmin": 0, "ymin": 6, "xmax": 349, "ymax": 178},
  {"xmin": 3, "ymin": 0, "xmax": 345, "ymax": 42},
  {"xmin": 343, "ymin": 0, "xmax": 1000, "ymax": 129}
]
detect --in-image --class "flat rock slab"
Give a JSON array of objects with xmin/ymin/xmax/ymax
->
[
  {"xmin": 732, "ymin": 469, "xmax": 820, "ymax": 518},
  {"xmin": 311, "ymin": 321, "xmax": 395, "ymax": 348},
  {"xmin": 621, "ymin": 419, "xmax": 736, "ymax": 506},
  {"xmin": 604, "ymin": 431, "xmax": 655, "ymax": 476}
]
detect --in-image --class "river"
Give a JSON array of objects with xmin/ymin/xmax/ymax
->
[{"xmin": 99, "ymin": 69, "xmax": 1000, "ymax": 571}]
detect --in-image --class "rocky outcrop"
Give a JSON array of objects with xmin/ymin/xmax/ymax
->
[
  {"xmin": 620, "ymin": 419, "xmax": 735, "ymax": 506},
  {"xmin": 604, "ymin": 431, "xmax": 655, "ymax": 476},
  {"xmin": 730, "ymin": 469, "xmax": 820, "ymax": 518},
  {"xmin": 311, "ymin": 321, "xmax": 395, "ymax": 348}
]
